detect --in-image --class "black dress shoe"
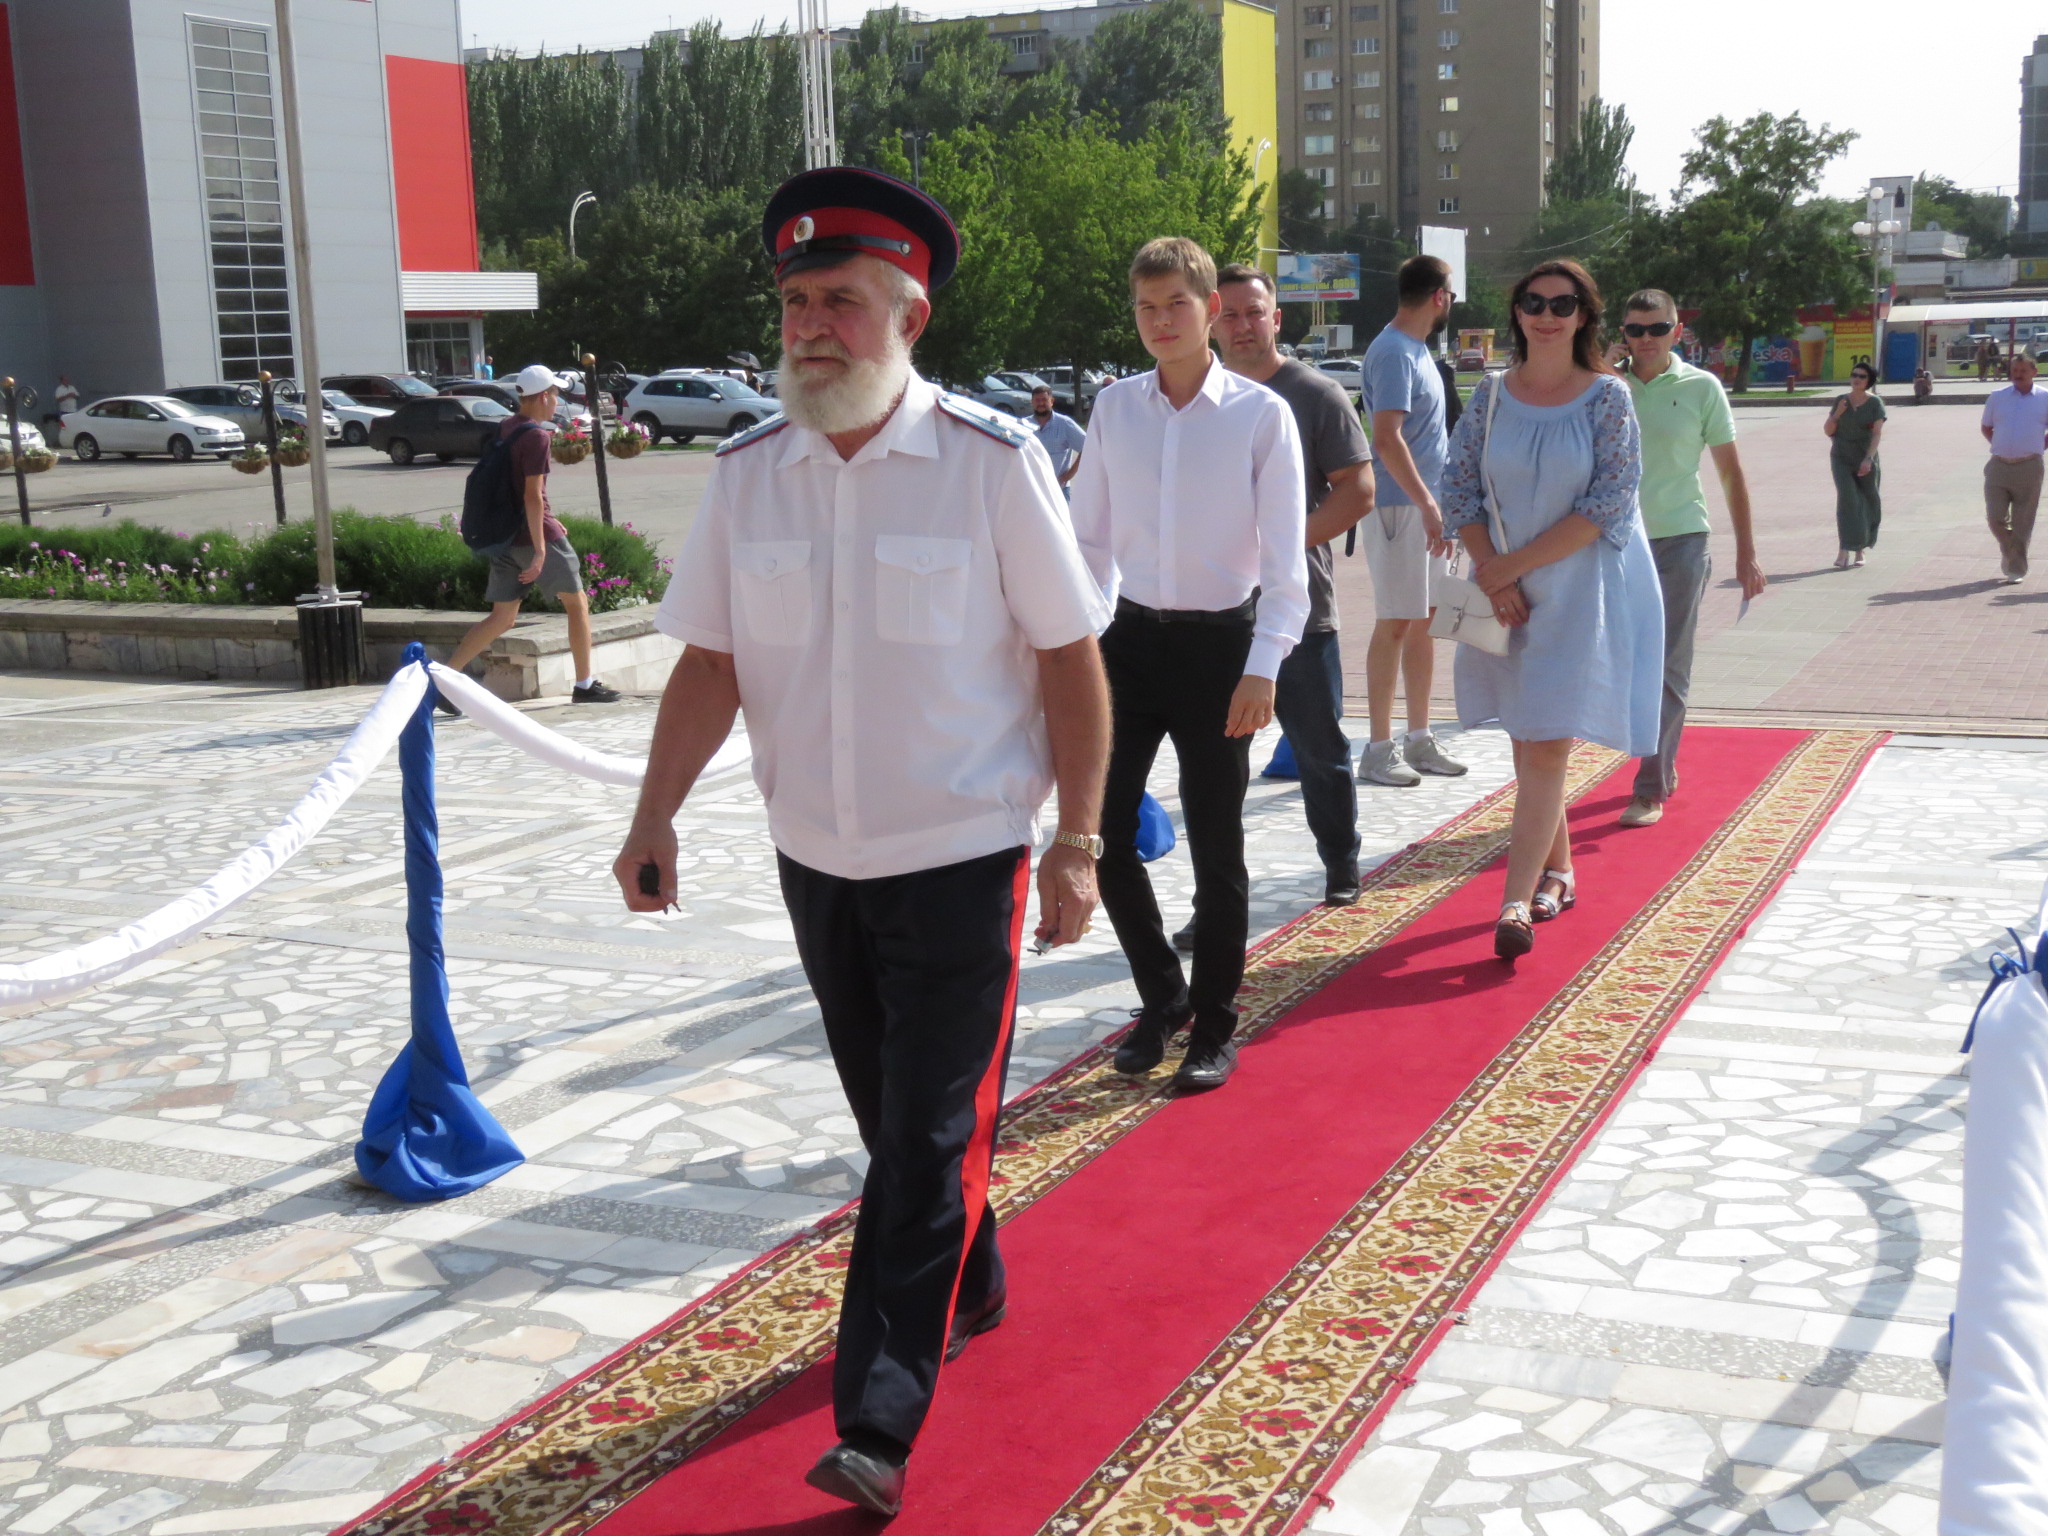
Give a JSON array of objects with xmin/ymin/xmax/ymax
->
[
  {"xmin": 1112, "ymin": 1005, "xmax": 1192, "ymax": 1075},
  {"xmin": 432, "ymin": 691, "xmax": 459, "ymax": 717},
  {"xmin": 1171, "ymin": 920, "xmax": 1196, "ymax": 954},
  {"xmin": 805, "ymin": 1443, "xmax": 905, "ymax": 1516},
  {"xmin": 1323, "ymin": 875, "xmax": 1362, "ymax": 906},
  {"xmin": 945, "ymin": 1292, "xmax": 1007, "ymax": 1362},
  {"xmin": 1173, "ymin": 1037, "xmax": 1238, "ymax": 1092}
]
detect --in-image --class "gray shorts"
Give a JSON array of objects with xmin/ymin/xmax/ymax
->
[{"xmin": 485, "ymin": 535, "xmax": 583, "ymax": 603}]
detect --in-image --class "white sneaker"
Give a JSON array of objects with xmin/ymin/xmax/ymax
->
[
  {"xmin": 1403, "ymin": 732, "xmax": 1468, "ymax": 777},
  {"xmin": 1359, "ymin": 739, "xmax": 1422, "ymax": 787}
]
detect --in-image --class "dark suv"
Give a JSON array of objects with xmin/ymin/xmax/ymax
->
[
  {"xmin": 323, "ymin": 373, "xmax": 439, "ymax": 407},
  {"xmin": 368, "ymin": 395, "xmax": 513, "ymax": 464}
]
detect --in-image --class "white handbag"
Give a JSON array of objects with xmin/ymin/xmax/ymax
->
[{"xmin": 1427, "ymin": 373, "xmax": 1514, "ymax": 657}]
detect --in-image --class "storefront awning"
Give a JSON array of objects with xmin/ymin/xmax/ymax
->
[
  {"xmin": 400, "ymin": 271, "xmax": 540, "ymax": 312},
  {"xmin": 1889, "ymin": 300, "xmax": 2048, "ymax": 324}
]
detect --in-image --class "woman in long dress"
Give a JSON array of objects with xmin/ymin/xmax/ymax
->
[
  {"xmin": 1440, "ymin": 259, "xmax": 1663, "ymax": 959},
  {"xmin": 1823, "ymin": 362, "xmax": 1885, "ymax": 567}
]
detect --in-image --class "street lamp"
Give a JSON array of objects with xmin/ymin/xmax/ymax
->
[
  {"xmin": 1851, "ymin": 209, "xmax": 1902, "ymax": 381},
  {"xmin": 569, "ymin": 191, "xmax": 598, "ymax": 262}
]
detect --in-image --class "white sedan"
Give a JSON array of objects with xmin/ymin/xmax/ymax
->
[
  {"xmin": 62, "ymin": 396, "xmax": 246, "ymax": 462},
  {"xmin": 322, "ymin": 390, "xmax": 392, "ymax": 447},
  {"xmin": 0, "ymin": 421, "xmax": 47, "ymax": 455}
]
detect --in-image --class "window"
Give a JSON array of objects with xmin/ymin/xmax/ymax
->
[
  {"xmin": 1304, "ymin": 134, "xmax": 1336, "ymax": 155},
  {"xmin": 909, "ymin": 41, "xmax": 926, "ymax": 63},
  {"xmin": 1352, "ymin": 167, "xmax": 1382, "ymax": 186},
  {"xmin": 1307, "ymin": 166, "xmax": 1336, "ymax": 186},
  {"xmin": 1305, "ymin": 102, "xmax": 1335, "ymax": 121},
  {"xmin": 406, "ymin": 319, "xmax": 479, "ymax": 378},
  {"xmin": 1545, "ymin": 87, "xmax": 1553, "ymax": 108},
  {"xmin": 1352, "ymin": 35, "xmax": 1379, "ymax": 53},
  {"xmin": 1439, "ymin": 95, "xmax": 1459, "ymax": 111},
  {"xmin": 1355, "ymin": 200, "xmax": 1379, "ymax": 217},
  {"xmin": 1353, "ymin": 69, "xmax": 1381, "ymax": 87},
  {"xmin": 1437, "ymin": 62, "xmax": 1456, "ymax": 79},
  {"xmin": 1350, "ymin": 4, "xmax": 1379, "ymax": 18},
  {"xmin": 1303, "ymin": 69, "xmax": 1335, "ymax": 89},
  {"xmin": 188, "ymin": 21, "xmax": 294, "ymax": 382},
  {"xmin": 1007, "ymin": 34, "xmax": 1036, "ymax": 56},
  {"xmin": 1545, "ymin": 20, "xmax": 1554, "ymax": 42},
  {"xmin": 1439, "ymin": 28, "xmax": 1460, "ymax": 46},
  {"xmin": 1353, "ymin": 132, "xmax": 1381, "ymax": 151},
  {"xmin": 1546, "ymin": 52, "xmax": 1554, "ymax": 75},
  {"xmin": 1439, "ymin": 0, "xmax": 1458, "ymax": 9},
  {"xmin": 1305, "ymin": 39, "xmax": 1334, "ymax": 57},
  {"xmin": 1544, "ymin": 120, "xmax": 1554, "ymax": 142},
  {"xmin": 1354, "ymin": 101, "xmax": 1381, "ymax": 118},
  {"xmin": 1321, "ymin": 198, "xmax": 1338, "ymax": 221},
  {"xmin": 1302, "ymin": 3, "xmax": 1332, "ymax": 22},
  {"xmin": 1436, "ymin": 129, "xmax": 1460, "ymax": 150},
  {"xmin": 1438, "ymin": 162, "xmax": 1459, "ymax": 180},
  {"xmin": 1438, "ymin": 196, "xmax": 1461, "ymax": 214}
]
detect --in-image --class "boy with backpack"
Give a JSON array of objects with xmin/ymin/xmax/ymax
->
[{"xmin": 444, "ymin": 364, "xmax": 620, "ymax": 705}]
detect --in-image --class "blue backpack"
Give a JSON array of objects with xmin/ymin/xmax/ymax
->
[{"xmin": 459, "ymin": 419, "xmax": 544, "ymax": 552}]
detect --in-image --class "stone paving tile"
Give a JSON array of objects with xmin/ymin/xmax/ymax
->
[
  {"xmin": 1305, "ymin": 742, "xmax": 2034, "ymax": 1536},
  {"xmin": 0, "ymin": 677, "xmax": 1515, "ymax": 1534}
]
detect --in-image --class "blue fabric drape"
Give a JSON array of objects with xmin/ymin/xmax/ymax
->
[
  {"xmin": 1135, "ymin": 791, "xmax": 1176, "ymax": 863},
  {"xmin": 355, "ymin": 646, "xmax": 525, "ymax": 1201},
  {"xmin": 1260, "ymin": 736, "xmax": 1300, "ymax": 780}
]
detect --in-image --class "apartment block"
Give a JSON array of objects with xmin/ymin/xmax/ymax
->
[{"xmin": 1276, "ymin": 0, "xmax": 1597, "ymax": 266}]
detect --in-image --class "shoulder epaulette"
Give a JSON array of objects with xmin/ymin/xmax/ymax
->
[
  {"xmin": 936, "ymin": 393, "xmax": 1030, "ymax": 448},
  {"xmin": 714, "ymin": 416, "xmax": 792, "ymax": 457}
]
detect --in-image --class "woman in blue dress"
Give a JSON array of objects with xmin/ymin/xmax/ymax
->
[{"xmin": 1440, "ymin": 259, "xmax": 1663, "ymax": 960}]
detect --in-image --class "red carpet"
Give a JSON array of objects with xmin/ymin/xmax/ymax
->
[{"xmin": 345, "ymin": 728, "xmax": 1881, "ymax": 1536}]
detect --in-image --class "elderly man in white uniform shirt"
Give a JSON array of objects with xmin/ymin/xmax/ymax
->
[
  {"xmin": 1070, "ymin": 236, "xmax": 1308, "ymax": 1096},
  {"xmin": 614, "ymin": 168, "xmax": 1112, "ymax": 1519}
]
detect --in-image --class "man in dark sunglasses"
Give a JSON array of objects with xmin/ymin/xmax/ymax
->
[{"xmin": 1609, "ymin": 289, "xmax": 1767, "ymax": 829}]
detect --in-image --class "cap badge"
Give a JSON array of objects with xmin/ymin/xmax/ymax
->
[{"xmin": 792, "ymin": 216, "xmax": 815, "ymax": 243}]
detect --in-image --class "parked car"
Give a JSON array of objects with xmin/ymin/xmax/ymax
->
[
  {"xmin": 1028, "ymin": 365, "xmax": 1105, "ymax": 411},
  {"xmin": 1456, "ymin": 346, "xmax": 1488, "ymax": 373},
  {"xmin": 61, "ymin": 396, "xmax": 246, "ymax": 461},
  {"xmin": 1, "ymin": 421, "xmax": 47, "ymax": 454},
  {"xmin": 622, "ymin": 371, "xmax": 781, "ymax": 444},
  {"xmin": 367, "ymin": 395, "xmax": 513, "ymax": 464},
  {"xmin": 949, "ymin": 375, "xmax": 1034, "ymax": 416},
  {"xmin": 321, "ymin": 390, "xmax": 391, "ymax": 446},
  {"xmin": 441, "ymin": 379, "xmax": 592, "ymax": 434},
  {"xmin": 321, "ymin": 372, "xmax": 440, "ymax": 408},
  {"xmin": 162, "ymin": 384, "xmax": 342, "ymax": 442},
  {"xmin": 1315, "ymin": 358, "xmax": 1364, "ymax": 399}
]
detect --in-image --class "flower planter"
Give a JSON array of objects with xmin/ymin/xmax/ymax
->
[
  {"xmin": 605, "ymin": 434, "xmax": 647, "ymax": 460},
  {"xmin": 20, "ymin": 450, "xmax": 57, "ymax": 475},
  {"xmin": 0, "ymin": 451, "xmax": 11, "ymax": 474},
  {"xmin": 231, "ymin": 452, "xmax": 270, "ymax": 476},
  {"xmin": 274, "ymin": 444, "xmax": 310, "ymax": 468},
  {"xmin": 550, "ymin": 440, "xmax": 593, "ymax": 466}
]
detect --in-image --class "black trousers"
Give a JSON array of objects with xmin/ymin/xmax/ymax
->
[
  {"xmin": 777, "ymin": 844, "xmax": 1028, "ymax": 1458},
  {"xmin": 1097, "ymin": 604, "xmax": 1254, "ymax": 1040},
  {"xmin": 1272, "ymin": 627, "xmax": 1360, "ymax": 881}
]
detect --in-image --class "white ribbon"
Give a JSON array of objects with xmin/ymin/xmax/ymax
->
[{"xmin": 1, "ymin": 660, "xmax": 748, "ymax": 1010}]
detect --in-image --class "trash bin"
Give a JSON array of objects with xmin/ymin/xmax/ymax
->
[{"xmin": 296, "ymin": 592, "xmax": 364, "ymax": 689}]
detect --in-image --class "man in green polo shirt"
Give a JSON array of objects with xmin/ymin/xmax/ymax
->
[{"xmin": 1612, "ymin": 289, "xmax": 1768, "ymax": 827}]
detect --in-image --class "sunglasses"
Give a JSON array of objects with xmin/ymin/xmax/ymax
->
[
  {"xmin": 1851, "ymin": 369, "xmax": 1876, "ymax": 382},
  {"xmin": 1622, "ymin": 320, "xmax": 1675, "ymax": 338},
  {"xmin": 1516, "ymin": 291, "xmax": 1583, "ymax": 318}
]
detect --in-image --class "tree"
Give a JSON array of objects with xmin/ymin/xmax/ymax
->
[
  {"xmin": 1915, "ymin": 173, "xmax": 2013, "ymax": 259},
  {"xmin": 468, "ymin": 49, "xmax": 634, "ymax": 247},
  {"xmin": 1278, "ymin": 168, "xmax": 1333, "ymax": 254},
  {"xmin": 1657, "ymin": 113, "xmax": 1866, "ymax": 391},
  {"xmin": 635, "ymin": 24, "xmax": 802, "ymax": 196},
  {"xmin": 1545, "ymin": 98, "xmax": 1635, "ymax": 203},
  {"xmin": 1077, "ymin": 0, "xmax": 1226, "ymax": 146}
]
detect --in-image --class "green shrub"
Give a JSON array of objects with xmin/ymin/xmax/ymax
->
[{"xmin": 0, "ymin": 511, "xmax": 668, "ymax": 612}]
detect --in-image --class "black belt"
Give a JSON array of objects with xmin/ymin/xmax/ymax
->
[{"xmin": 1115, "ymin": 595, "xmax": 1257, "ymax": 627}]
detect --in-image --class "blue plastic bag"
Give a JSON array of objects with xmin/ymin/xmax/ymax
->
[{"xmin": 1136, "ymin": 791, "xmax": 1176, "ymax": 862}]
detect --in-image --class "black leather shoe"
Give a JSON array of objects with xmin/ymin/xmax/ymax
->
[
  {"xmin": 1323, "ymin": 874, "xmax": 1362, "ymax": 906},
  {"xmin": 805, "ymin": 1443, "xmax": 905, "ymax": 1517},
  {"xmin": 432, "ymin": 691, "xmax": 459, "ymax": 717},
  {"xmin": 1112, "ymin": 1005, "xmax": 1192, "ymax": 1075},
  {"xmin": 1173, "ymin": 1037, "xmax": 1238, "ymax": 1092},
  {"xmin": 945, "ymin": 1292, "xmax": 1007, "ymax": 1362},
  {"xmin": 1171, "ymin": 920, "xmax": 1196, "ymax": 954}
]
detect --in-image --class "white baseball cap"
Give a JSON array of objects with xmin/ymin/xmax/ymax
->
[{"xmin": 512, "ymin": 364, "xmax": 572, "ymax": 397}]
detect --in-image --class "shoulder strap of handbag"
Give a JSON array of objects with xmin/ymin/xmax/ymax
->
[{"xmin": 1478, "ymin": 370, "xmax": 1514, "ymax": 554}]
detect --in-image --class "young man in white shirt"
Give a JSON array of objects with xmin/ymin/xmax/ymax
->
[
  {"xmin": 615, "ymin": 167, "xmax": 1112, "ymax": 1517},
  {"xmin": 1070, "ymin": 237, "xmax": 1308, "ymax": 1094},
  {"xmin": 1983, "ymin": 352, "xmax": 2048, "ymax": 582}
]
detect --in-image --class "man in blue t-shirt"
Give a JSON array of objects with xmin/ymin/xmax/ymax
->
[{"xmin": 1358, "ymin": 255, "xmax": 1466, "ymax": 786}]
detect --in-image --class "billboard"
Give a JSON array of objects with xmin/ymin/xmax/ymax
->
[
  {"xmin": 1418, "ymin": 225, "xmax": 1468, "ymax": 304},
  {"xmin": 1277, "ymin": 252, "xmax": 1361, "ymax": 302}
]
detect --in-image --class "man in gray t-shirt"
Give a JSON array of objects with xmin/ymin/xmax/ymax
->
[
  {"xmin": 1356, "ymin": 254, "xmax": 1467, "ymax": 787},
  {"xmin": 1201, "ymin": 262, "xmax": 1375, "ymax": 913}
]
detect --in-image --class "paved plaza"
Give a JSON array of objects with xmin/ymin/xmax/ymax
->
[{"xmin": 0, "ymin": 660, "xmax": 2021, "ymax": 1536}]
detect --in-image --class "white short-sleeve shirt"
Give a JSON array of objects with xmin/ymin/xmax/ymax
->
[{"xmin": 656, "ymin": 374, "xmax": 1112, "ymax": 881}]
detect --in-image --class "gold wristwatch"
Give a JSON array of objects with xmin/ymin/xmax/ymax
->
[{"xmin": 1053, "ymin": 830, "xmax": 1104, "ymax": 859}]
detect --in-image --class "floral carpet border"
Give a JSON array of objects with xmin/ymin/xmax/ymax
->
[
  {"xmin": 343, "ymin": 750, "xmax": 1626, "ymax": 1536},
  {"xmin": 1039, "ymin": 729, "xmax": 1883, "ymax": 1536}
]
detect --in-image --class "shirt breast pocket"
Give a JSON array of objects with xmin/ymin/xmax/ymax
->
[
  {"xmin": 731, "ymin": 540, "xmax": 812, "ymax": 646},
  {"xmin": 874, "ymin": 535, "xmax": 973, "ymax": 646}
]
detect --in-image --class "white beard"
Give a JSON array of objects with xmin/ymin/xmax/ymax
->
[{"xmin": 779, "ymin": 329, "xmax": 913, "ymax": 436}]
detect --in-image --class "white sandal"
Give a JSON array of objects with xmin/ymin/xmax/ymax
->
[{"xmin": 1531, "ymin": 867, "xmax": 1576, "ymax": 922}]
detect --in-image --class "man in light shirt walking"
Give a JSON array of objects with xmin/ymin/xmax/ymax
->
[
  {"xmin": 1070, "ymin": 237, "xmax": 1308, "ymax": 1095},
  {"xmin": 1023, "ymin": 382, "xmax": 1086, "ymax": 495},
  {"xmin": 1982, "ymin": 353, "xmax": 2048, "ymax": 584},
  {"xmin": 1610, "ymin": 289, "xmax": 1767, "ymax": 828}
]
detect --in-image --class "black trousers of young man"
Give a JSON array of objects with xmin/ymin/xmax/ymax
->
[
  {"xmin": 1097, "ymin": 599, "xmax": 1256, "ymax": 1043},
  {"xmin": 777, "ymin": 844, "xmax": 1028, "ymax": 1461}
]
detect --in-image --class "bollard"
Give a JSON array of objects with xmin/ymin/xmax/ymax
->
[{"xmin": 295, "ymin": 591, "xmax": 364, "ymax": 688}]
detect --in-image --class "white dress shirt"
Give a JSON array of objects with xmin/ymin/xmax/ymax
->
[
  {"xmin": 655, "ymin": 374, "xmax": 1112, "ymax": 881},
  {"xmin": 1983, "ymin": 382, "xmax": 2048, "ymax": 458},
  {"xmin": 1068, "ymin": 356, "xmax": 1309, "ymax": 679}
]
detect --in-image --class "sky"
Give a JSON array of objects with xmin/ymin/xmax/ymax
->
[{"xmin": 461, "ymin": 0, "xmax": 2040, "ymax": 205}]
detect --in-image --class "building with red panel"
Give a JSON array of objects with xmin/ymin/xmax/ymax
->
[{"xmin": 0, "ymin": 0, "xmax": 533, "ymax": 406}]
